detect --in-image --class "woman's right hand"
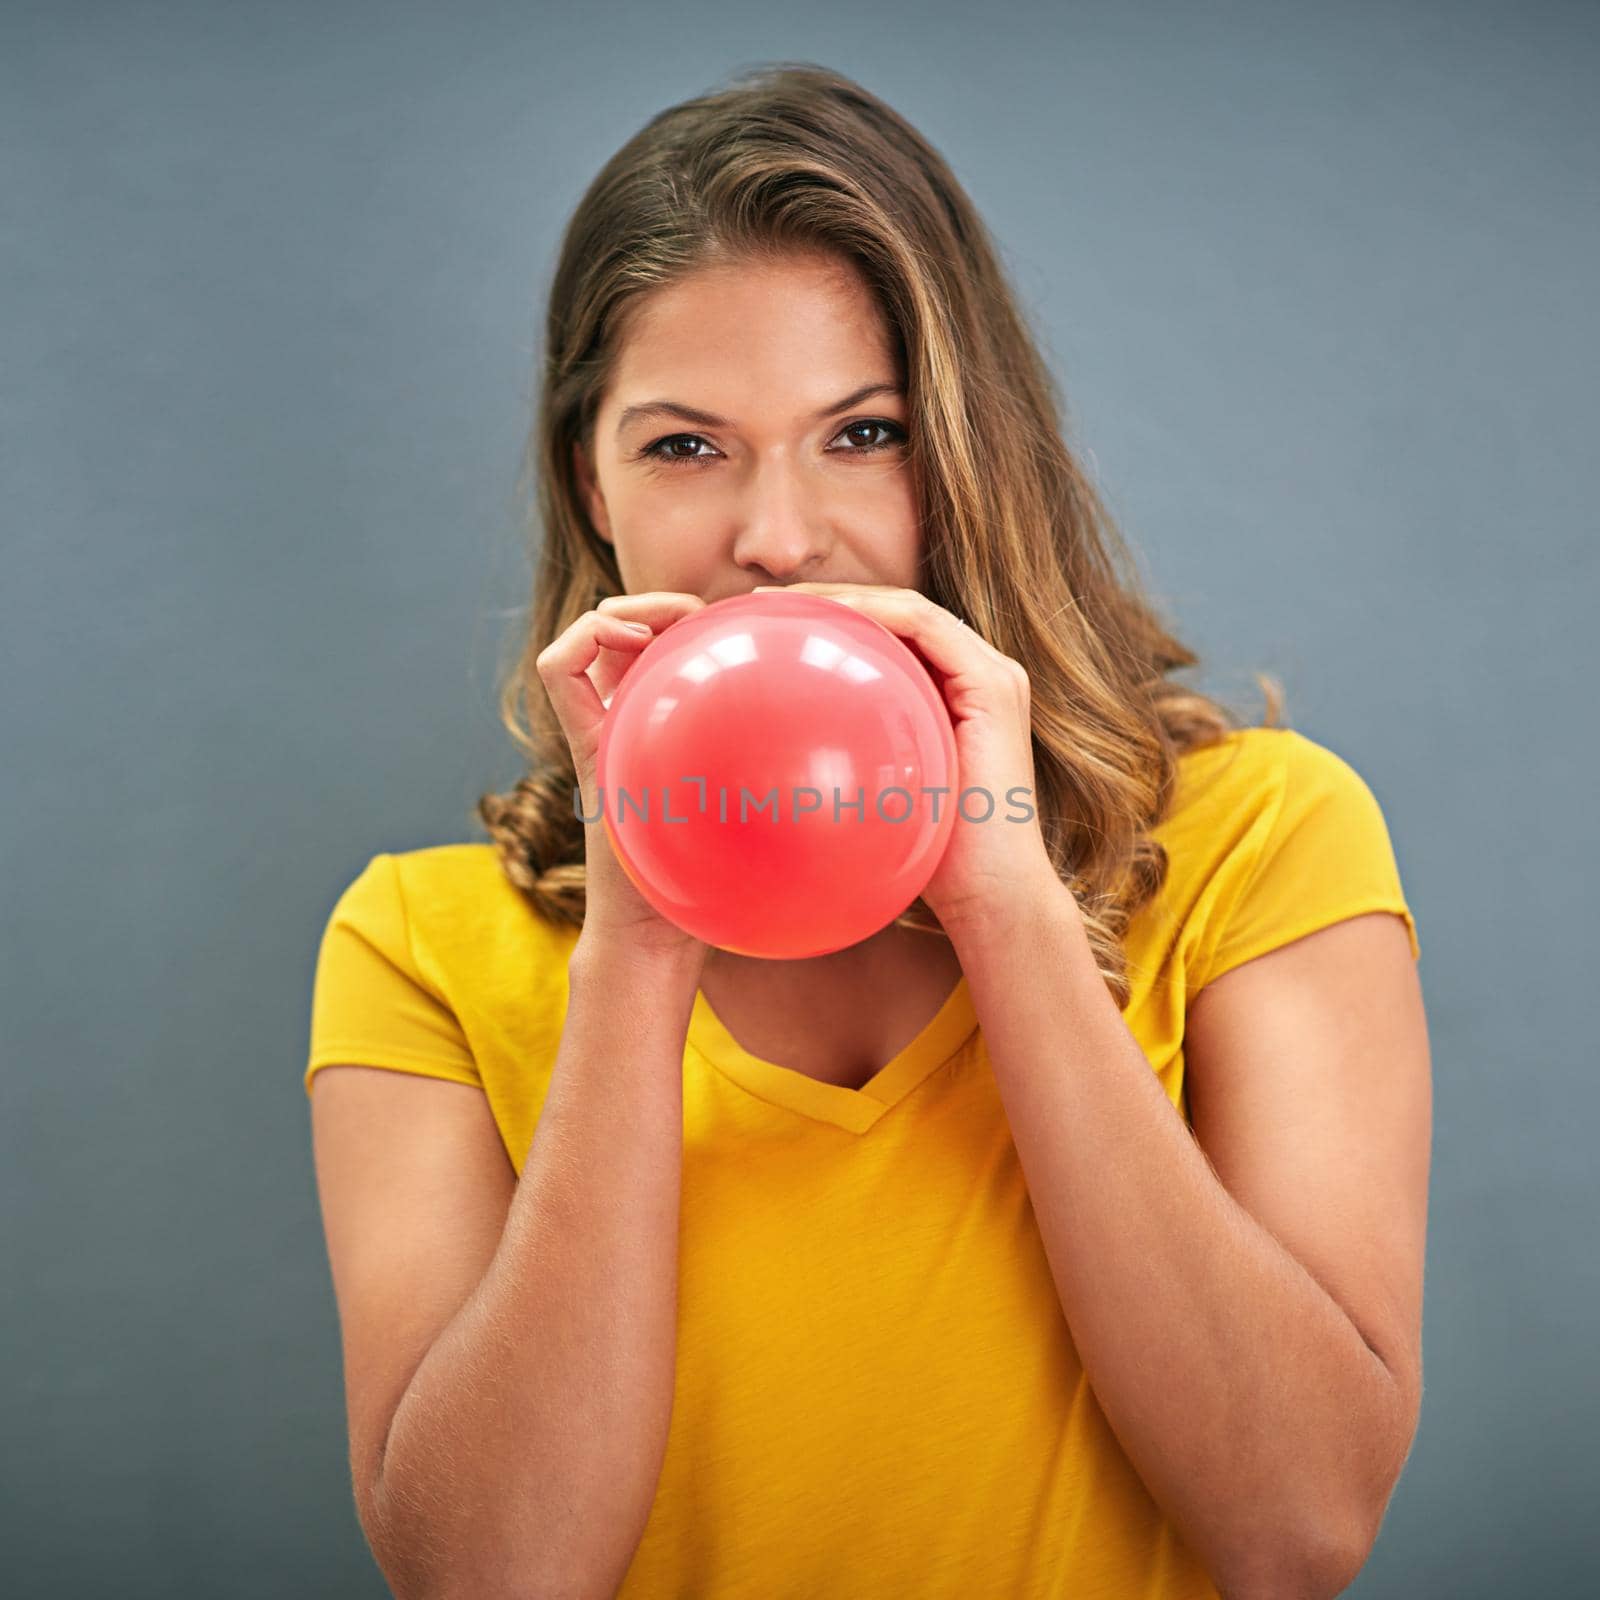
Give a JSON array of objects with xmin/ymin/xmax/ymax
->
[{"xmin": 536, "ymin": 591, "xmax": 710, "ymax": 966}]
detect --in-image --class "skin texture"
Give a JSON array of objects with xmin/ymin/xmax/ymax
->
[{"xmin": 573, "ymin": 249, "xmax": 920, "ymax": 602}]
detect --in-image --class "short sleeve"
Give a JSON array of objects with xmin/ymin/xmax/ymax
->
[
  {"xmin": 1187, "ymin": 732, "xmax": 1420, "ymax": 993},
  {"xmin": 304, "ymin": 853, "xmax": 483, "ymax": 1097}
]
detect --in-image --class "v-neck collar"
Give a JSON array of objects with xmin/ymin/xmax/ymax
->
[{"xmin": 686, "ymin": 973, "xmax": 979, "ymax": 1134}]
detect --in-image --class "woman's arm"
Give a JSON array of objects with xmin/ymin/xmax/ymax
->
[
  {"xmin": 366, "ymin": 939, "xmax": 700, "ymax": 1600},
  {"xmin": 947, "ymin": 883, "xmax": 1430, "ymax": 1600}
]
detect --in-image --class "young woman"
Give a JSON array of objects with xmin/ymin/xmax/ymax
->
[{"xmin": 306, "ymin": 64, "xmax": 1430, "ymax": 1600}]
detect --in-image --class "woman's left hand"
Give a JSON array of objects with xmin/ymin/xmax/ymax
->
[{"xmin": 752, "ymin": 582, "xmax": 1062, "ymax": 937}]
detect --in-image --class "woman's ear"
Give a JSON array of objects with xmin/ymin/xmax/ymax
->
[{"xmin": 573, "ymin": 441, "xmax": 614, "ymax": 546}]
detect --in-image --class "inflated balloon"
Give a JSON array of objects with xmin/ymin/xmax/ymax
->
[{"xmin": 595, "ymin": 590, "xmax": 959, "ymax": 959}]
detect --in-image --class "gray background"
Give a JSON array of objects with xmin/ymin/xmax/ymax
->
[{"xmin": 4, "ymin": 0, "xmax": 1594, "ymax": 1594}]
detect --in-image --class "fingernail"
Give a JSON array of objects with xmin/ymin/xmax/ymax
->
[{"xmin": 623, "ymin": 621, "xmax": 651, "ymax": 633}]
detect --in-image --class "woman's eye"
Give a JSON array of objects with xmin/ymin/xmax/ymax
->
[
  {"xmin": 637, "ymin": 419, "xmax": 907, "ymax": 467},
  {"xmin": 644, "ymin": 434, "xmax": 714, "ymax": 463},
  {"xmin": 835, "ymin": 420, "xmax": 906, "ymax": 453}
]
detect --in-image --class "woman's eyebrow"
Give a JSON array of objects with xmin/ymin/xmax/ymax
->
[{"xmin": 615, "ymin": 381, "xmax": 904, "ymax": 439}]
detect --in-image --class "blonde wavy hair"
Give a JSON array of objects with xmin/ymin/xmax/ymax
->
[{"xmin": 477, "ymin": 61, "xmax": 1282, "ymax": 1006}]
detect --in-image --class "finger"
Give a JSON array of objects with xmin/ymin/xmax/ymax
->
[
  {"xmin": 589, "ymin": 593, "xmax": 706, "ymax": 701},
  {"xmin": 803, "ymin": 587, "xmax": 994, "ymax": 680},
  {"xmin": 595, "ymin": 591, "xmax": 708, "ymax": 620},
  {"xmin": 536, "ymin": 611, "xmax": 657, "ymax": 764}
]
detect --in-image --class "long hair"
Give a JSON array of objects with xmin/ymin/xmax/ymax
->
[{"xmin": 477, "ymin": 61, "xmax": 1281, "ymax": 1007}]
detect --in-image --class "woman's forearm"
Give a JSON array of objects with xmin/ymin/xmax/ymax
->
[
  {"xmin": 369, "ymin": 938, "xmax": 701, "ymax": 1600},
  {"xmin": 948, "ymin": 886, "xmax": 1405, "ymax": 1600}
]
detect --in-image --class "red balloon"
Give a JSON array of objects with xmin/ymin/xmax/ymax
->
[{"xmin": 596, "ymin": 590, "xmax": 959, "ymax": 958}]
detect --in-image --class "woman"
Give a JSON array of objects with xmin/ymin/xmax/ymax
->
[{"xmin": 306, "ymin": 63, "xmax": 1430, "ymax": 1600}]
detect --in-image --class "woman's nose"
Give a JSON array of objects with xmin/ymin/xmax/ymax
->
[{"xmin": 731, "ymin": 460, "xmax": 831, "ymax": 581}]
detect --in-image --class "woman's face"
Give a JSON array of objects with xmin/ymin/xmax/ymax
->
[{"xmin": 574, "ymin": 251, "xmax": 920, "ymax": 601}]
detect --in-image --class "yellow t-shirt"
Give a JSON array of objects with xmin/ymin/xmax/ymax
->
[{"xmin": 305, "ymin": 725, "xmax": 1419, "ymax": 1598}]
